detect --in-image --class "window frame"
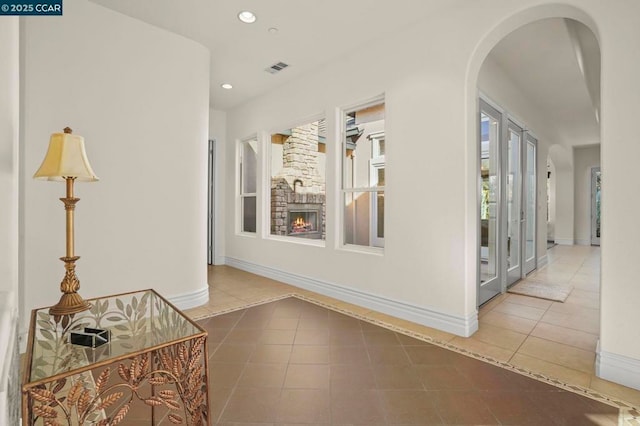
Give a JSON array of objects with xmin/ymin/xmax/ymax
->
[
  {"xmin": 266, "ymin": 114, "xmax": 327, "ymax": 246},
  {"xmin": 339, "ymin": 96, "xmax": 386, "ymax": 253},
  {"xmin": 238, "ymin": 136, "xmax": 258, "ymax": 235}
]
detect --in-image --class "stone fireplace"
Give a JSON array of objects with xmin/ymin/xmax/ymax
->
[{"xmin": 271, "ymin": 121, "xmax": 326, "ymax": 239}]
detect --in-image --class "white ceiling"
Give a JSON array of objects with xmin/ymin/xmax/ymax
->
[
  {"xmin": 487, "ymin": 18, "xmax": 600, "ymax": 147},
  {"xmin": 89, "ymin": 0, "xmax": 452, "ymax": 111},
  {"xmin": 89, "ymin": 1, "xmax": 600, "ymax": 147}
]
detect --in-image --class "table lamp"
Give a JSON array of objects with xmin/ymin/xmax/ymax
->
[{"xmin": 34, "ymin": 127, "xmax": 99, "ymax": 316}]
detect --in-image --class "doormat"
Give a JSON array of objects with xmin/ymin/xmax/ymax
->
[{"xmin": 508, "ymin": 280, "xmax": 573, "ymax": 302}]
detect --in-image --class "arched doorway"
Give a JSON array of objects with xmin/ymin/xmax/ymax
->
[{"xmin": 468, "ymin": 11, "xmax": 600, "ymax": 307}]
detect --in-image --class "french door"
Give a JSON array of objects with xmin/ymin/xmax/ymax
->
[
  {"xmin": 506, "ymin": 121, "xmax": 523, "ymax": 286},
  {"xmin": 523, "ymin": 133, "xmax": 537, "ymax": 275},
  {"xmin": 478, "ymin": 101, "xmax": 502, "ymax": 304},
  {"xmin": 478, "ymin": 99, "xmax": 537, "ymax": 305}
]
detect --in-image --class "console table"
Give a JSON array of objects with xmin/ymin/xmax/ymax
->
[{"xmin": 22, "ymin": 289, "xmax": 209, "ymax": 425}]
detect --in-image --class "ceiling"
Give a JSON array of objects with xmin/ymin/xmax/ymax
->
[
  {"xmin": 89, "ymin": 1, "xmax": 600, "ymax": 147},
  {"xmin": 487, "ymin": 18, "xmax": 600, "ymax": 147},
  {"xmin": 89, "ymin": 0, "xmax": 453, "ymax": 111}
]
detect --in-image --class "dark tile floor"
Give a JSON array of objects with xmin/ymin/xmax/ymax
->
[{"xmin": 199, "ymin": 297, "xmax": 620, "ymax": 425}]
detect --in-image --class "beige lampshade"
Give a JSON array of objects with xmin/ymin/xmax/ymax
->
[{"xmin": 33, "ymin": 129, "xmax": 99, "ymax": 182}]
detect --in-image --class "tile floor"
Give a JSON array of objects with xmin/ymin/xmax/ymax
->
[
  {"xmin": 183, "ymin": 245, "xmax": 640, "ymax": 420},
  {"xmin": 198, "ymin": 297, "xmax": 621, "ymax": 425}
]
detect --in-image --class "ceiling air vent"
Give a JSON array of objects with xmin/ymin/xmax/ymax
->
[{"xmin": 265, "ymin": 61, "xmax": 289, "ymax": 74}]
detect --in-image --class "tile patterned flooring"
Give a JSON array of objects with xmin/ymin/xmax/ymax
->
[
  {"xmin": 183, "ymin": 245, "xmax": 640, "ymax": 424},
  {"xmin": 198, "ymin": 297, "xmax": 620, "ymax": 425}
]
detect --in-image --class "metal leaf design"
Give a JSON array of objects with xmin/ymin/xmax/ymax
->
[
  {"xmin": 130, "ymin": 358, "xmax": 139, "ymax": 382},
  {"xmin": 159, "ymin": 390, "xmax": 177, "ymax": 400},
  {"xmin": 77, "ymin": 388, "xmax": 92, "ymax": 415},
  {"xmin": 33, "ymin": 404, "xmax": 57, "ymax": 419},
  {"xmin": 51, "ymin": 378, "xmax": 67, "ymax": 394},
  {"xmin": 148, "ymin": 376, "xmax": 169, "ymax": 385},
  {"xmin": 164, "ymin": 398, "xmax": 181, "ymax": 411},
  {"xmin": 95, "ymin": 391, "xmax": 123, "ymax": 410},
  {"xmin": 29, "ymin": 388, "xmax": 56, "ymax": 404},
  {"xmin": 117, "ymin": 364, "xmax": 129, "ymax": 382},
  {"xmin": 111, "ymin": 403, "xmax": 130, "ymax": 425},
  {"xmin": 95, "ymin": 368, "xmax": 110, "ymax": 395},
  {"xmin": 66, "ymin": 381, "xmax": 83, "ymax": 408},
  {"xmin": 143, "ymin": 396, "xmax": 164, "ymax": 406},
  {"xmin": 168, "ymin": 413, "xmax": 184, "ymax": 424}
]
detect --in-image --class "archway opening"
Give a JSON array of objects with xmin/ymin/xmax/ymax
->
[{"xmin": 468, "ymin": 8, "xmax": 602, "ymax": 382}]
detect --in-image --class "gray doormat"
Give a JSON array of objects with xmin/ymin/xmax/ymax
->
[{"xmin": 508, "ymin": 280, "xmax": 573, "ymax": 302}]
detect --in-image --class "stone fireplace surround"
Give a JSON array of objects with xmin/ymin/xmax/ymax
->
[
  {"xmin": 271, "ymin": 179, "xmax": 325, "ymax": 239},
  {"xmin": 270, "ymin": 121, "xmax": 326, "ymax": 240}
]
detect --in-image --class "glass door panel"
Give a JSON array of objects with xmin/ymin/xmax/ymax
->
[
  {"xmin": 478, "ymin": 100, "xmax": 501, "ymax": 305},
  {"xmin": 524, "ymin": 134, "xmax": 537, "ymax": 275},
  {"xmin": 506, "ymin": 122, "xmax": 522, "ymax": 286}
]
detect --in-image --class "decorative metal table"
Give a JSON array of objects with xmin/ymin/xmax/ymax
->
[{"xmin": 22, "ymin": 289, "xmax": 209, "ymax": 425}]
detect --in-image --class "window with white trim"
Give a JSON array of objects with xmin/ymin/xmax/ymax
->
[
  {"xmin": 270, "ymin": 117, "xmax": 326, "ymax": 241},
  {"xmin": 342, "ymin": 100, "xmax": 385, "ymax": 248},
  {"xmin": 239, "ymin": 138, "xmax": 257, "ymax": 233}
]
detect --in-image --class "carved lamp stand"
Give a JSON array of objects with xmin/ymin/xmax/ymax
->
[{"xmin": 34, "ymin": 127, "xmax": 99, "ymax": 316}]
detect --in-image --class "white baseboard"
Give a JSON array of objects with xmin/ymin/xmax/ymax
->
[
  {"xmin": 225, "ymin": 257, "xmax": 478, "ymax": 337},
  {"xmin": 554, "ymin": 238, "xmax": 574, "ymax": 245},
  {"xmin": 537, "ymin": 255, "xmax": 548, "ymax": 268},
  {"xmin": 167, "ymin": 284, "xmax": 209, "ymax": 311},
  {"xmin": 214, "ymin": 255, "xmax": 226, "ymax": 266},
  {"xmin": 596, "ymin": 346, "xmax": 640, "ymax": 391}
]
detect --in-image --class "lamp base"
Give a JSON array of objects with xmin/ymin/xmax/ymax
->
[{"xmin": 49, "ymin": 292, "xmax": 91, "ymax": 316}]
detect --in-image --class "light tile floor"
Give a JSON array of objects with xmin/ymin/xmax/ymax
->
[{"xmin": 184, "ymin": 245, "xmax": 640, "ymax": 409}]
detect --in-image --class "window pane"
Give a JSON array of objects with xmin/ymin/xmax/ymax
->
[
  {"xmin": 343, "ymin": 191, "xmax": 384, "ymax": 248},
  {"xmin": 376, "ymin": 191, "xmax": 384, "ymax": 239},
  {"xmin": 342, "ymin": 100, "xmax": 385, "ymax": 249},
  {"xmin": 242, "ymin": 140, "xmax": 257, "ymax": 194},
  {"xmin": 525, "ymin": 141, "xmax": 536, "ymax": 261},
  {"xmin": 507, "ymin": 128, "xmax": 521, "ymax": 270},
  {"xmin": 480, "ymin": 112, "xmax": 499, "ymax": 283},
  {"xmin": 344, "ymin": 102, "xmax": 385, "ymax": 189},
  {"xmin": 242, "ymin": 196, "xmax": 256, "ymax": 233},
  {"xmin": 270, "ymin": 118, "xmax": 326, "ymax": 240}
]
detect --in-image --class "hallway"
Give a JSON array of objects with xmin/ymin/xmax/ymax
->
[{"xmin": 185, "ymin": 245, "xmax": 640, "ymax": 410}]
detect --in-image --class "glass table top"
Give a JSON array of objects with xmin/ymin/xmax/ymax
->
[{"xmin": 27, "ymin": 289, "xmax": 204, "ymax": 382}]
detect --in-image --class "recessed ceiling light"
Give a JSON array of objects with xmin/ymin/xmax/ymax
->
[
  {"xmin": 238, "ymin": 11, "xmax": 256, "ymax": 24},
  {"xmin": 221, "ymin": 83, "xmax": 233, "ymax": 90}
]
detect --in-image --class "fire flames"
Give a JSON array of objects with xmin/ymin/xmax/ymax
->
[{"xmin": 291, "ymin": 216, "xmax": 314, "ymax": 233}]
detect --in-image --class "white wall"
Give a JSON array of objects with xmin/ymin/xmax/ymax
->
[
  {"xmin": 0, "ymin": 17, "xmax": 20, "ymax": 425},
  {"xmin": 21, "ymin": 0, "xmax": 210, "ymax": 336},
  {"xmin": 592, "ymin": 0, "xmax": 640, "ymax": 389},
  {"xmin": 548, "ymin": 144, "xmax": 575, "ymax": 244},
  {"xmin": 225, "ymin": 8, "xmax": 479, "ymax": 336},
  {"xmin": 0, "ymin": 19, "xmax": 19, "ymax": 300},
  {"xmin": 221, "ymin": 0, "xmax": 640, "ymax": 388},
  {"xmin": 573, "ymin": 145, "xmax": 600, "ymax": 245}
]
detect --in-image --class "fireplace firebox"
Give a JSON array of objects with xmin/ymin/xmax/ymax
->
[{"xmin": 287, "ymin": 204, "xmax": 322, "ymax": 239}]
